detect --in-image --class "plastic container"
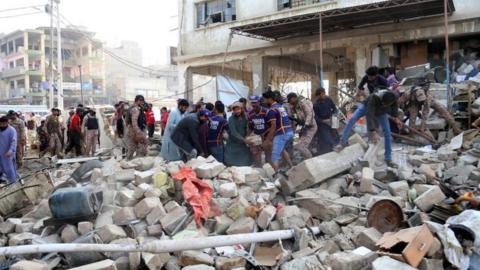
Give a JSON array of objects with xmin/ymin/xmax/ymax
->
[{"xmin": 48, "ymin": 187, "xmax": 102, "ymax": 219}]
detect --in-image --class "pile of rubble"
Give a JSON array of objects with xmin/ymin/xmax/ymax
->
[{"xmin": 0, "ymin": 133, "xmax": 479, "ymax": 270}]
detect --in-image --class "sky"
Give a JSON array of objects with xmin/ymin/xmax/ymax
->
[{"xmin": 0, "ymin": 0, "xmax": 179, "ymax": 66}]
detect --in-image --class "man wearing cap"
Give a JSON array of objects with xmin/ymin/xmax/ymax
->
[
  {"xmin": 207, "ymin": 102, "xmax": 228, "ymax": 163},
  {"xmin": 398, "ymin": 83, "xmax": 460, "ymax": 134},
  {"xmin": 171, "ymin": 109, "xmax": 210, "ymax": 161},
  {"xmin": 263, "ymin": 90, "xmax": 294, "ymax": 171},
  {"xmin": 0, "ymin": 116, "xmax": 17, "ymax": 183},
  {"xmin": 225, "ymin": 102, "xmax": 252, "ymax": 166},
  {"xmin": 8, "ymin": 111, "xmax": 26, "ymax": 168},
  {"xmin": 248, "ymin": 96, "xmax": 271, "ymax": 167},
  {"xmin": 44, "ymin": 108, "xmax": 64, "ymax": 157},
  {"xmin": 335, "ymin": 90, "xmax": 402, "ymax": 168},
  {"xmin": 285, "ymin": 93, "xmax": 317, "ymax": 159}
]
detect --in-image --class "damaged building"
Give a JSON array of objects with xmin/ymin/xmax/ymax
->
[{"xmin": 176, "ymin": 0, "xmax": 480, "ymax": 103}]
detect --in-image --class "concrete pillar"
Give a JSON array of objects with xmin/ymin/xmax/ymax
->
[
  {"xmin": 178, "ymin": 65, "xmax": 193, "ymax": 102},
  {"xmin": 40, "ymin": 34, "xmax": 46, "ymax": 81},
  {"xmin": 310, "ymin": 75, "xmax": 321, "ymax": 100},
  {"xmin": 251, "ymin": 56, "xmax": 268, "ymax": 95},
  {"xmin": 24, "ymin": 75, "xmax": 30, "ymax": 94},
  {"xmin": 355, "ymin": 46, "xmax": 369, "ymax": 84}
]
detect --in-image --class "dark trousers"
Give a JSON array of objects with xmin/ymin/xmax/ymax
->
[
  {"xmin": 65, "ymin": 130, "xmax": 82, "ymax": 156},
  {"xmin": 316, "ymin": 123, "xmax": 336, "ymax": 155},
  {"xmin": 148, "ymin": 124, "xmax": 155, "ymax": 138}
]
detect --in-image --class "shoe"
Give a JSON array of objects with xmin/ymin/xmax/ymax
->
[{"xmin": 386, "ymin": 160, "xmax": 398, "ymax": 169}]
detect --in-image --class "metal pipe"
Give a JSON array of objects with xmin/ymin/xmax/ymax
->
[
  {"xmin": 444, "ymin": 0, "xmax": 451, "ymax": 111},
  {"xmin": 319, "ymin": 12, "xmax": 324, "ymax": 87},
  {"xmin": 0, "ymin": 227, "xmax": 320, "ymax": 256}
]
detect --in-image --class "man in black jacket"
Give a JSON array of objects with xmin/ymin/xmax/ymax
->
[
  {"xmin": 334, "ymin": 90, "xmax": 402, "ymax": 168},
  {"xmin": 171, "ymin": 109, "xmax": 211, "ymax": 161}
]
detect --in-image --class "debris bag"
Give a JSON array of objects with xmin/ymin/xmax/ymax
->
[
  {"xmin": 48, "ymin": 186, "xmax": 103, "ymax": 219},
  {"xmin": 426, "ymin": 221, "xmax": 470, "ymax": 269},
  {"xmin": 447, "ymin": 210, "xmax": 480, "ymax": 255},
  {"xmin": 172, "ymin": 166, "xmax": 220, "ymax": 226}
]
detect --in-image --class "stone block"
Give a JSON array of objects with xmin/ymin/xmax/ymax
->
[
  {"xmin": 97, "ymin": 224, "xmax": 127, "ymax": 243},
  {"xmin": 319, "ymin": 221, "xmax": 341, "ymax": 237},
  {"xmin": 160, "ymin": 206, "xmax": 188, "ymax": 235},
  {"xmin": 354, "ymin": 227, "xmax": 382, "ymax": 250},
  {"xmin": 182, "ymin": 265, "xmax": 215, "ymax": 270},
  {"xmin": 226, "ymin": 217, "xmax": 256, "ymax": 235},
  {"xmin": 326, "ymin": 249, "xmax": 376, "ymax": 270},
  {"xmin": 69, "ymin": 259, "xmax": 117, "ymax": 270},
  {"xmin": 215, "ymin": 257, "xmax": 246, "ymax": 270},
  {"xmin": 105, "ymin": 238, "xmax": 137, "ymax": 260},
  {"xmin": 226, "ymin": 196, "xmax": 249, "ymax": 220},
  {"xmin": 0, "ymin": 221, "xmax": 16, "ymax": 234},
  {"xmin": 134, "ymin": 197, "xmax": 161, "ymax": 219},
  {"xmin": 15, "ymin": 223, "xmax": 34, "ymax": 233},
  {"xmin": 146, "ymin": 205, "xmax": 167, "ymax": 225},
  {"xmin": 360, "ymin": 167, "xmax": 375, "ymax": 193},
  {"xmin": 195, "ymin": 161, "xmax": 226, "ymax": 179},
  {"xmin": 387, "ymin": 181, "xmax": 409, "ymax": 200},
  {"xmin": 262, "ymin": 163, "xmax": 275, "ymax": 179},
  {"xmin": 296, "ymin": 188, "xmax": 342, "ymax": 221},
  {"xmin": 179, "ymin": 250, "xmax": 215, "ymax": 266},
  {"xmin": 166, "ymin": 161, "xmax": 185, "ymax": 174},
  {"xmin": 78, "ymin": 221, "xmax": 94, "ymax": 235},
  {"xmin": 134, "ymin": 170, "xmax": 155, "ymax": 184},
  {"xmin": 372, "ymin": 256, "xmax": 416, "ymax": 270},
  {"xmin": 11, "ymin": 260, "xmax": 49, "ymax": 270},
  {"xmin": 257, "ymin": 205, "xmax": 276, "ymax": 230},
  {"xmin": 214, "ymin": 215, "xmax": 234, "ymax": 234},
  {"xmin": 115, "ymin": 169, "xmax": 136, "ymax": 182},
  {"xmin": 348, "ymin": 133, "xmax": 368, "ymax": 149},
  {"xmin": 427, "ymin": 237, "xmax": 443, "ymax": 258},
  {"xmin": 114, "ymin": 257, "xmax": 129, "ymax": 270},
  {"xmin": 284, "ymin": 143, "xmax": 365, "ymax": 194},
  {"xmin": 419, "ymin": 258, "xmax": 444, "ymax": 270},
  {"xmin": 164, "ymin": 201, "xmax": 180, "ymax": 212},
  {"xmin": 219, "ymin": 182, "xmax": 238, "ymax": 198},
  {"xmin": 414, "ymin": 186, "xmax": 446, "ymax": 212},
  {"xmin": 147, "ymin": 224, "xmax": 163, "ymax": 236},
  {"xmin": 112, "ymin": 207, "xmax": 137, "ymax": 225},
  {"xmin": 142, "ymin": 252, "xmax": 171, "ymax": 269},
  {"xmin": 8, "ymin": 232, "xmax": 39, "ymax": 246},
  {"xmin": 95, "ymin": 211, "xmax": 114, "ymax": 229},
  {"xmin": 61, "ymin": 224, "xmax": 79, "ymax": 243},
  {"xmin": 116, "ymin": 190, "xmax": 137, "ymax": 207},
  {"xmin": 276, "ymin": 205, "xmax": 306, "ymax": 229}
]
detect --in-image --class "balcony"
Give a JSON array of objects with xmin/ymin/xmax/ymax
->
[
  {"xmin": 26, "ymin": 69, "xmax": 44, "ymax": 76},
  {"xmin": 2, "ymin": 67, "xmax": 26, "ymax": 78},
  {"xmin": 278, "ymin": 0, "xmax": 333, "ymax": 10},
  {"xmin": 27, "ymin": 50, "xmax": 43, "ymax": 57}
]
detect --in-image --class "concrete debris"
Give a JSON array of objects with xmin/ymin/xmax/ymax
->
[
  {"xmin": 414, "ymin": 186, "xmax": 446, "ymax": 212},
  {"xmin": 372, "ymin": 256, "xmax": 416, "ymax": 270}
]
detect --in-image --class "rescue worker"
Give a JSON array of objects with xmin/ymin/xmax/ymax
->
[
  {"xmin": 356, "ymin": 66, "xmax": 389, "ymax": 97},
  {"xmin": 285, "ymin": 93, "xmax": 317, "ymax": 159},
  {"xmin": 171, "ymin": 109, "xmax": 210, "ymax": 161},
  {"xmin": 313, "ymin": 87, "xmax": 338, "ymax": 154},
  {"xmin": 0, "ymin": 116, "xmax": 17, "ymax": 183},
  {"xmin": 82, "ymin": 109, "xmax": 100, "ymax": 156},
  {"xmin": 44, "ymin": 108, "xmax": 64, "ymax": 157},
  {"xmin": 126, "ymin": 95, "xmax": 148, "ymax": 160},
  {"xmin": 263, "ymin": 90, "xmax": 294, "ymax": 172},
  {"xmin": 161, "ymin": 99, "xmax": 189, "ymax": 161},
  {"xmin": 248, "ymin": 95, "xmax": 271, "ymax": 167},
  {"xmin": 37, "ymin": 120, "xmax": 49, "ymax": 157},
  {"xmin": 398, "ymin": 81, "xmax": 461, "ymax": 134},
  {"xmin": 335, "ymin": 90, "xmax": 402, "ymax": 168},
  {"xmin": 8, "ymin": 111, "xmax": 26, "ymax": 168},
  {"xmin": 225, "ymin": 102, "xmax": 252, "ymax": 166},
  {"xmin": 207, "ymin": 102, "xmax": 228, "ymax": 163},
  {"xmin": 65, "ymin": 108, "xmax": 83, "ymax": 157}
]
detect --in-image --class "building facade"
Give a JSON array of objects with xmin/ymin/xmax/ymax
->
[
  {"xmin": 0, "ymin": 27, "xmax": 106, "ymax": 107},
  {"xmin": 176, "ymin": 0, "xmax": 480, "ymax": 102}
]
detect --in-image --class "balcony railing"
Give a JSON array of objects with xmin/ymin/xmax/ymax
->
[
  {"xmin": 2, "ymin": 67, "xmax": 26, "ymax": 78},
  {"xmin": 278, "ymin": 0, "xmax": 332, "ymax": 10}
]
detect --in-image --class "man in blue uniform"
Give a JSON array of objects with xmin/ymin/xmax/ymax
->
[{"xmin": 248, "ymin": 96, "xmax": 270, "ymax": 167}]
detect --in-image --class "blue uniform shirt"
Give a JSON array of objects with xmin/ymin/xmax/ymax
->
[
  {"xmin": 248, "ymin": 107, "xmax": 269, "ymax": 137},
  {"xmin": 207, "ymin": 115, "xmax": 228, "ymax": 147},
  {"xmin": 266, "ymin": 102, "xmax": 292, "ymax": 136}
]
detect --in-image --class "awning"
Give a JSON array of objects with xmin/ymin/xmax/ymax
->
[{"xmin": 231, "ymin": 0, "xmax": 455, "ymax": 41}]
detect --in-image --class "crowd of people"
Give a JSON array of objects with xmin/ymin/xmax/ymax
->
[{"xmin": 0, "ymin": 65, "xmax": 460, "ymax": 183}]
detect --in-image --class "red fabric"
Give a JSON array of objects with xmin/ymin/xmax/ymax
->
[
  {"xmin": 172, "ymin": 166, "xmax": 220, "ymax": 226},
  {"xmin": 69, "ymin": 113, "xmax": 81, "ymax": 132},
  {"xmin": 145, "ymin": 109, "xmax": 155, "ymax": 125},
  {"xmin": 161, "ymin": 111, "xmax": 169, "ymax": 128}
]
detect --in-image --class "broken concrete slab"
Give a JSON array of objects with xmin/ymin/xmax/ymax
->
[
  {"xmin": 195, "ymin": 160, "xmax": 226, "ymax": 179},
  {"xmin": 146, "ymin": 205, "xmax": 167, "ymax": 226},
  {"xmin": 181, "ymin": 265, "xmax": 215, "ymax": 270},
  {"xmin": 142, "ymin": 252, "xmax": 171, "ymax": 269},
  {"xmin": 284, "ymin": 143, "xmax": 365, "ymax": 194},
  {"xmin": 218, "ymin": 182, "xmax": 238, "ymax": 198},
  {"xmin": 179, "ymin": 250, "xmax": 215, "ymax": 266},
  {"xmin": 276, "ymin": 205, "xmax": 306, "ymax": 229},
  {"xmin": 226, "ymin": 217, "xmax": 256, "ymax": 235},
  {"xmin": 159, "ymin": 206, "xmax": 188, "ymax": 235},
  {"xmin": 280, "ymin": 255, "xmax": 323, "ymax": 270},
  {"xmin": 353, "ymin": 227, "xmax": 382, "ymax": 250},
  {"xmin": 78, "ymin": 221, "xmax": 94, "ymax": 235},
  {"xmin": 372, "ymin": 256, "xmax": 416, "ymax": 270},
  {"xmin": 319, "ymin": 221, "xmax": 341, "ymax": 237},
  {"xmin": 214, "ymin": 215, "xmax": 234, "ymax": 234},
  {"xmin": 112, "ymin": 207, "xmax": 137, "ymax": 225},
  {"xmin": 61, "ymin": 224, "xmax": 79, "ymax": 243},
  {"xmin": 387, "ymin": 181, "xmax": 410, "ymax": 200},
  {"xmin": 11, "ymin": 260, "xmax": 49, "ymax": 270},
  {"xmin": 296, "ymin": 188, "xmax": 342, "ymax": 221},
  {"xmin": 134, "ymin": 197, "xmax": 161, "ymax": 219},
  {"xmin": 97, "ymin": 224, "xmax": 127, "ymax": 243},
  {"xmin": 359, "ymin": 167, "xmax": 375, "ymax": 194},
  {"xmin": 257, "ymin": 205, "xmax": 276, "ymax": 230},
  {"xmin": 215, "ymin": 256, "xmax": 246, "ymax": 270},
  {"xmin": 414, "ymin": 186, "xmax": 446, "ymax": 212},
  {"xmin": 69, "ymin": 259, "xmax": 117, "ymax": 270}
]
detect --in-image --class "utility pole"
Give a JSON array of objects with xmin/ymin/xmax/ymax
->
[
  {"xmin": 78, "ymin": 65, "xmax": 84, "ymax": 105},
  {"xmin": 444, "ymin": 0, "xmax": 451, "ymax": 111},
  {"xmin": 56, "ymin": 0, "xmax": 63, "ymax": 110},
  {"xmin": 49, "ymin": 0, "xmax": 54, "ymax": 109}
]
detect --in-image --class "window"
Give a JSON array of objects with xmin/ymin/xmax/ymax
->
[
  {"xmin": 196, "ymin": 0, "xmax": 236, "ymax": 28},
  {"xmin": 82, "ymin": 46, "xmax": 88, "ymax": 56}
]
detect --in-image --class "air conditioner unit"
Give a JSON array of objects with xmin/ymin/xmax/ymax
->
[{"xmin": 209, "ymin": 11, "xmax": 224, "ymax": 24}]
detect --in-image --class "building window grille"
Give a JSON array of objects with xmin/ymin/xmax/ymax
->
[
  {"xmin": 196, "ymin": 0, "xmax": 236, "ymax": 28},
  {"xmin": 278, "ymin": 0, "xmax": 331, "ymax": 10}
]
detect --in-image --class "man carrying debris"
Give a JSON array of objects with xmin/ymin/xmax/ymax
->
[
  {"xmin": 161, "ymin": 99, "xmax": 189, "ymax": 161},
  {"xmin": 335, "ymin": 90, "xmax": 402, "ymax": 168},
  {"xmin": 126, "ymin": 95, "xmax": 148, "ymax": 160},
  {"xmin": 398, "ymin": 81, "xmax": 461, "ymax": 134},
  {"xmin": 313, "ymin": 87, "xmax": 338, "ymax": 154},
  {"xmin": 171, "ymin": 109, "xmax": 211, "ymax": 161},
  {"xmin": 248, "ymin": 95, "xmax": 271, "ymax": 167},
  {"xmin": 7, "ymin": 111, "xmax": 26, "ymax": 168},
  {"xmin": 286, "ymin": 92, "xmax": 317, "ymax": 159},
  {"xmin": 356, "ymin": 66, "xmax": 389, "ymax": 97},
  {"xmin": 207, "ymin": 101, "xmax": 228, "ymax": 162},
  {"xmin": 0, "ymin": 116, "xmax": 17, "ymax": 183},
  {"xmin": 263, "ymin": 90, "xmax": 294, "ymax": 172},
  {"xmin": 44, "ymin": 108, "xmax": 64, "ymax": 157},
  {"xmin": 65, "ymin": 108, "xmax": 83, "ymax": 157},
  {"xmin": 82, "ymin": 109, "xmax": 101, "ymax": 156},
  {"xmin": 225, "ymin": 102, "xmax": 252, "ymax": 166}
]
